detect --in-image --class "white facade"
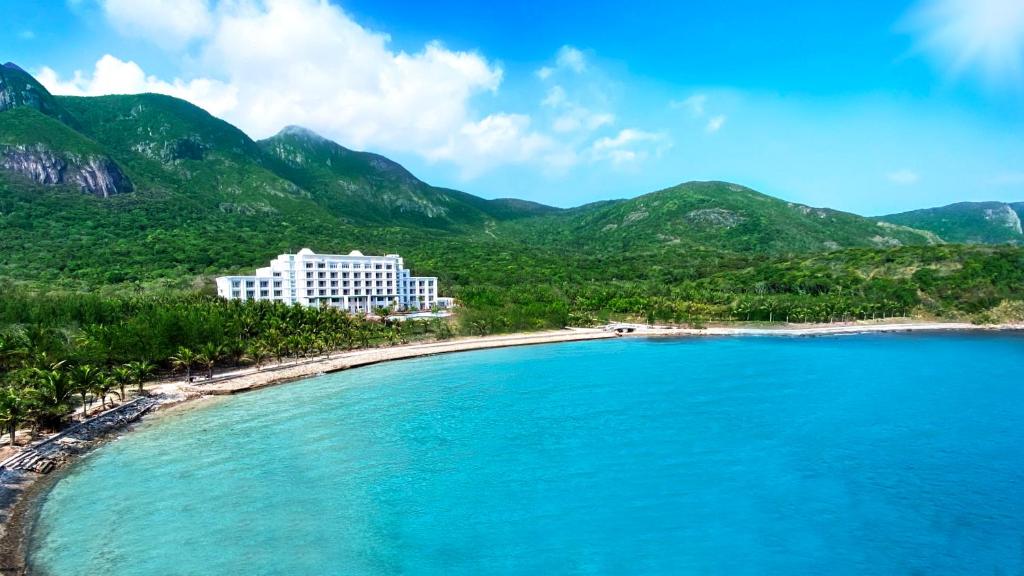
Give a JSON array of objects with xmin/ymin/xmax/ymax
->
[{"xmin": 216, "ymin": 248, "xmax": 441, "ymax": 313}]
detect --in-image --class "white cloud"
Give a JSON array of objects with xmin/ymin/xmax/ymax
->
[
  {"xmin": 705, "ymin": 114, "xmax": 727, "ymax": 133},
  {"xmin": 671, "ymin": 94, "xmax": 707, "ymax": 117},
  {"xmin": 556, "ymin": 46, "xmax": 587, "ymax": 73},
  {"xmin": 538, "ymin": 81, "xmax": 614, "ymax": 136},
  {"xmin": 45, "ymin": 5, "xmax": 663, "ymax": 178},
  {"xmin": 672, "ymin": 93, "xmax": 729, "ymax": 134},
  {"xmin": 552, "ymin": 111, "xmax": 613, "ymax": 134},
  {"xmin": 887, "ymin": 169, "xmax": 921, "ymax": 184},
  {"xmin": 426, "ymin": 113, "xmax": 557, "ymax": 178},
  {"xmin": 904, "ymin": 0, "xmax": 1024, "ymax": 88},
  {"xmin": 101, "ymin": 0, "xmax": 213, "ymax": 50},
  {"xmin": 590, "ymin": 129, "xmax": 670, "ymax": 166},
  {"xmin": 541, "ymin": 86, "xmax": 567, "ymax": 108},
  {"xmin": 37, "ymin": 54, "xmax": 238, "ymax": 116},
  {"xmin": 535, "ymin": 45, "xmax": 587, "ymax": 79},
  {"xmin": 43, "ymin": 0, "xmax": 563, "ymax": 177}
]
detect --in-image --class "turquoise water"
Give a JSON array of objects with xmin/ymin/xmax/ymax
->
[{"xmin": 29, "ymin": 334, "xmax": 1024, "ymax": 575}]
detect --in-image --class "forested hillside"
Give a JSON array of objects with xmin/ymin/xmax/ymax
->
[{"xmin": 1, "ymin": 61, "xmax": 1023, "ymax": 334}]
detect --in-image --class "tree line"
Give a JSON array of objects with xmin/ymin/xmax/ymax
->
[{"xmin": 0, "ymin": 295, "xmax": 453, "ymax": 446}]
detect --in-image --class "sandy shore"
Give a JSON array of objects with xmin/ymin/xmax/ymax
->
[
  {"xmin": 610, "ymin": 320, "xmax": 1024, "ymax": 337},
  {"xmin": 179, "ymin": 328, "xmax": 617, "ymax": 395},
  {"xmin": 2, "ymin": 321, "xmax": 1022, "ymax": 573}
]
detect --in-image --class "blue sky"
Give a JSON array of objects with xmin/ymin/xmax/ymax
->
[{"xmin": 3, "ymin": 0, "xmax": 1023, "ymax": 214}]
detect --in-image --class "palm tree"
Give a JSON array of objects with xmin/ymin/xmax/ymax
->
[
  {"xmin": 127, "ymin": 360, "xmax": 156, "ymax": 395},
  {"xmin": 272, "ymin": 340, "xmax": 288, "ymax": 365},
  {"xmin": 26, "ymin": 363, "xmax": 73, "ymax": 429},
  {"xmin": 0, "ymin": 386, "xmax": 28, "ymax": 446},
  {"xmin": 92, "ymin": 374, "xmax": 119, "ymax": 411},
  {"xmin": 0, "ymin": 332, "xmax": 27, "ymax": 372},
  {"xmin": 170, "ymin": 347, "xmax": 198, "ymax": 381},
  {"xmin": 224, "ymin": 341, "xmax": 247, "ymax": 367},
  {"xmin": 197, "ymin": 343, "xmax": 223, "ymax": 379},
  {"xmin": 112, "ymin": 365, "xmax": 134, "ymax": 402},
  {"xmin": 245, "ymin": 343, "xmax": 269, "ymax": 371},
  {"xmin": 68, "ymin": 364, "xmax": 102, "ymax": 419}
]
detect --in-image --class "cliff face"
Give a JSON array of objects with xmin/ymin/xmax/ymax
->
[
  {"xmin": 0, "ymin": 144, "xmax": 132, "ymax": 197},
  {"xmin": 0, "ymin": 62, "xmax": 75, "ymax": 124}
]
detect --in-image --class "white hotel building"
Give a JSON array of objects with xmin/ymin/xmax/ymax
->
[{"xmin": 216, "ymin": 249, "xmax": 441, "ymax": 313}]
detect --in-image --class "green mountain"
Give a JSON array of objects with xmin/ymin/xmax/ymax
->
[
  {"xmin": 0, "ymin": 62, "xmax": 76, "ymax": 125},
  {"xmin": 499, "ymin": 181, "xmax": 941, "ymax": 253},
  {"xmin": 2, "ymin": 61, "xmax": 1022, "ymax": 329},
  {"xmin": 0, "ymin": 63, "xmax": 944, "ymax": 286},
  {"xmin": 259, "ymin": 125, "xmax": 558, "ymax": 230},
  {"xmin": 879, "ymin": 202, "xmax": 1024, "ymax": 245}
]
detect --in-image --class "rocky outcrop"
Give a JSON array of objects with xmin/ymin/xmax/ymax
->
[
  {"xmin": 686, "ymin": 207, "xmax": 745, "ymax": 228},
  {"xmin": 0, "ymin": 144, "xmax": 132, "ymax": 197},
  {"xmin": 0, "ymin": 396, "xmax": 160, "ymax": 474},
  {"xmin": 0, "ymin": 62, "xmax": 74, "ymax": 124},
  {"xmin": 984, "ymin": 205, "xmax": 1023, "ymax": 235}
]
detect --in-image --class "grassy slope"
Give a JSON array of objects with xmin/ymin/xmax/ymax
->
[
  {"xmin": 0, "ymin": 77, "xmax": 1021, "ymax": 325},
  {"xmin": 879, "ymin": 202, "xmax": 1024, "ymax": 245},
  {"xmin": 499, "ymin": 181, "xmax": 940, "ymax": 254},
  {"xmin": 259, "ymin": 126, "xmax": 554, "ymax": 231},
  {"xmin": 0, "ymin": 107, "xmax": 105, "ymax": 154}
]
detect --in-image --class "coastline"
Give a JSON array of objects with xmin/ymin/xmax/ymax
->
[{"xmin": 2, "ymin": 321, "xmax": 1021, "ymax": 573}]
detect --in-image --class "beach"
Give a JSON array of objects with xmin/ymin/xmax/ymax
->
[{"xmin": 2, "ymin": 321, "xmax": 1022, "ymax": 573}]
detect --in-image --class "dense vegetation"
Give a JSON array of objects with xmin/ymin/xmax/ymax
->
[
  {"xmin": 879, "ymin": 201, "xmax": 1024, "ymax": 245},
  {"xmin": 0, "ymin": 293, "xmax": 451, "ymax": 444},
  {"xmin": 2, "ymin": 62, "xmax": 1024, "ymax": 441}
]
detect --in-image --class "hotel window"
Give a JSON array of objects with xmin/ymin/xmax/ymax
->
[
  {"xmin": 246, "ymin": 290, "xmax": 255, "ymax": 298},
  {"xmin": 342, "ymin": 281, "xmax": 349, "ymax": 287},
  {"xmin": 306, "ymin": 281, "xmax": 314, "ymax": 288},
  {"xmin": 330, "ymin": 281, "xmax": 338, "ymax": 287},
  {"xmin": 318, "ymin": 272, "xmax": 325, "ymax": 279},
  {"xmin": 305, "ymin": 262, "xmax": 313, "ymax": 269},
  {"xmin": 341, "ymin": 263, "xmax": 350, "ymax": 269},
  {"xmin": 329, "ymin": 263, "xmax": 337, "ymax": 269},
  {"xmin": 231, "ymin": 290, "xmax": 240, "ymax": 298},
  {"xmin": 343, "ymin": 289, "xmax": 350, "ymax": 295},
  {"xmin": 318, "ymin": 281, "xmax": 326, "ymax": 287},
  {"xmin": 375, "ymin": 264, "xmax": 382, "ymax": 270},
  {"xmin": 272, "ymin": 272, "xmax": 281, "ymax": 277},
  {"xmin": 273, "ymin": 290, "xmax": 282, "ymax": 297},
  {"xmin": 259, "ymin": 280, "xmax": 268, "ymax": 287},
  {"xmin": 317, "ymin": 262, "xmax": 325, "ymax": 269},
  {"xmin": 331, "ymin": 289, "xmax": 338, "ymax": 296},
  {"xmin": 273, "ymin": 281, "xmax": 282, "ymax": 288},
  {"xmin": 329, "ymin": 272, "xmax": 337, "ymax": 279},
  {"xmin": 231, "ymin": 280, "xmax": 240, "ymax": 287},
  {"xmin": 354, "ymin": 281, "xmax": 362, "ymax": 287},
  {"xmin": 342, "ymin": 272, "xmax": 349, "ymax": 279},
  {"xmin": 306, "ymin": 272, "xmax": 313, "ymax": 279},
  {"xmin": 245, "ymin": 281, "xmax": 255, "ymax": 288},
  {"xmin": 260, "ymin": 290, "xmax": 269, "ymax": 297},
  {"xmin": 385, "ymin": 264, "xmax": 393, "ymax": 270}
]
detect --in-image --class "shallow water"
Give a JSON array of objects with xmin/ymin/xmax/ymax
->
[{"xmin": 29, "ymin": 334, "xmax": 1024, "ymax": 575}]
